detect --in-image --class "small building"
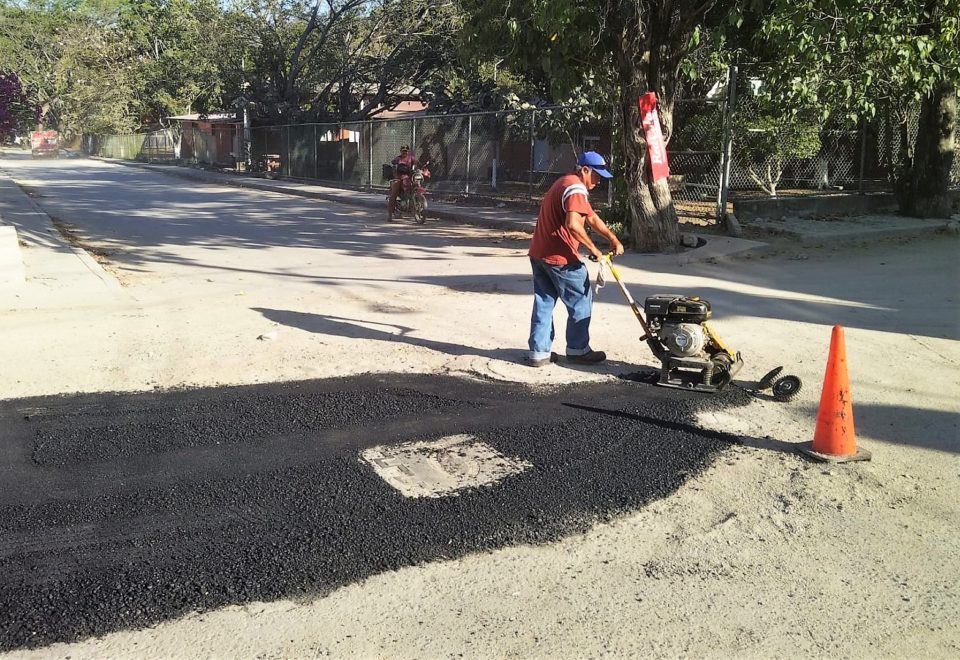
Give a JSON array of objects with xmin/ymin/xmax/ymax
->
[
  {"xmin": 168, "ymin": 113, "xmax": 242, "ymax": 166},
  {"xmin": 374, "ymin": 100, "xmax": 428, "ymax": 119}
]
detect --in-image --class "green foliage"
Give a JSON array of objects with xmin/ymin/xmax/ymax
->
[
  {"xmin": 737, "ymin": 112, "xmax": 821, "ymax": 196},
  {"xmin": 227, "ymin": 0, "xmax": 468, "ymax": 123},
  {"xmin": 0, "ymin": 0, "xmax": 248, "ymax": 133},
  {"xmin": 0, "ymin": 1, "xmax": 138, "ymax": 136},
  {"xmin": 739, "ymin": 115, "xmax": 821, "ymax": 163},
  {"xmin": 121, "ymin": 0, "xmax": 248, "ymax": 124},
  {"xmin": 459, "ymin": 0, "xmax": 615, "ymax": 104},
  {"xmin": 728, "ymin": 0, "xmax": 959, "ymax": 209},
  {"xmin": 0, "ymin": 0, "xmax": 482, "ymax": 129},
  {"xmin": 748, "ymin": 0, "xmax": 960, "ymax": 124},
  {"xmin": 679, "ymin": 88, "xmax": 823, "ymax": 197}
]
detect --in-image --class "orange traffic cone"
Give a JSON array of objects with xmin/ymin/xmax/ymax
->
[{"xmin": 799, "ymin": 325, "xmax": 871, "ymax": 462}]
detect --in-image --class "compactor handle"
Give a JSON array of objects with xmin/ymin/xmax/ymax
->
[
  {"xmin": 593, "ymin": 252, "xmax": 653, "ymax": 340},
  {"xmin": 588, "ymin": 252, "xmax": 616, "ymax": 263}
]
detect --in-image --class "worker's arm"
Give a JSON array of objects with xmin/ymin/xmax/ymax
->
[
  {"xmin": 565, "ymin": 211, "xmax": 605, "ymax": 260},
  {"xmin": 585, "ymin": 212, "xmax": 624, "ymax": 256},
  {"xmin": 567, "ymin": 211, "xmax": 625, "ymax": 258}
]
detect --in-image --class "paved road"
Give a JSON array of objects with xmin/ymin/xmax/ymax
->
[
  {"xmin": 2, "ymin": 151, "xmax": 958, "ymax": 657},
  {"xmin": 0, "ymin": 155, "xmax": 749, "ymax": 649},
  {"xmin": 0, "ymin": 374, "xmax": 747, "ymax": 650}
]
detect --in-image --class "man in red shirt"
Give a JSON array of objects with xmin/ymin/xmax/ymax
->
[
  {"xmin": 527, "ymin": 151, "xmax": 624, "ymax": 367},
  {"xmin": 388, "ymin": 145, "xmax": 419, "ymax": 222}
]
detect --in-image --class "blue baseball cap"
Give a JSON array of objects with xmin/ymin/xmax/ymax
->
[{"xmin": 577, "ymin": 151, "xmax": 613, "ymax": 178}]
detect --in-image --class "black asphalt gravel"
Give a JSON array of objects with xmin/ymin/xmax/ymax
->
[{"xmin": 0, "ymin": 374, "xmax": 751, "ymax": 651}]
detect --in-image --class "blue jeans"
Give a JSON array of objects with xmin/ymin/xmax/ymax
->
[{"xmin": 528, "ymin": 258, "xmax": 594, "ymax": 360}]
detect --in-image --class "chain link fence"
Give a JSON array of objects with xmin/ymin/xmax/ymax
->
[
  {"xmin": 719, "ymin": 67, "xmax": 959, "ymax": 198},
  {"xmin": 867, "ymin": 105, "xmax": 960, "ymax": 188},
  {"xmin": 668, "ymin": 97, "xmax": 727, "ymax": 221},
  {"xmin": 82, "ymin": 126, "xmax": 238, "ymax": 166},
  {"xmin": 83, "ymin": 81, "xmax": 958, "ymax": 223},
  {"xmin": 244, "ymin": 107, "xmax": 612, "ymax": 205}
]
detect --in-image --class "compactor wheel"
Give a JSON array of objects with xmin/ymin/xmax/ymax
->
[
  {"xmin": 771, "ymin": 375, "xmax": 802, "ymax": 402},
  {"xmin": 758, "ymin": 366, "xmax": 783, "ymax": 391}
]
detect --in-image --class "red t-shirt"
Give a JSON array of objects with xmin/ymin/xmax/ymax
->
[
  {"xmin": 528, "ymin": 174, "xmax": 594, "ymax": 265},
  {"xmin": 391, "ymin": 153, "xmax": 418, "ymax": 173}
]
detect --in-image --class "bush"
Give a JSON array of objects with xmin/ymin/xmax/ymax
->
[{"xmin": 737, "ymin": 112, "xmax": 822, "ymax": 196}]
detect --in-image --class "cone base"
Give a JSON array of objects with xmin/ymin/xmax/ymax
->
[{"xmin": 797, "ymin": 441, "xmax": 871, "ymax": 463}]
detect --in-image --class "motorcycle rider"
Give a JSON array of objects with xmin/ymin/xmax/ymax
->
[{"xmin": 387, "ymin": 144, "xmax": 419, "ymax": 222}]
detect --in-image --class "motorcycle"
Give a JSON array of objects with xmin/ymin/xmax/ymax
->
[{"xmin": 387, "ymin": 162, "xmax": 431, "ymax": 224}]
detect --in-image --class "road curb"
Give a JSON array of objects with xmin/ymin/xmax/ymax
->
[
  {"xmin": 748, "ymin": 221, "xmax": 951, "ymax": 246},
  {"xmin": 0, "ymin": 225, "xmax": 25, "ymax": 287},
  {"xmin": 0, "ymin": 170, "xmax": 122, "ymax": 291}
]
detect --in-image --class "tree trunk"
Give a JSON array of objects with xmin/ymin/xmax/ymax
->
[
  {"xmin": 618, "ymin": 65, "xmax": 680, "ymax": 253},
  {"xmin": 898, "ymin": 81, "xmax": 957, "ymax": 218}
]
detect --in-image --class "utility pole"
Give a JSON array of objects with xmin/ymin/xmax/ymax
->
[
  {"xmin": 716, "ymin": 66, "xmax": 737, "ymax": 224},
  {"xmin": 242, "ymin": 57, "xmax": 252, "ymax": 170}
]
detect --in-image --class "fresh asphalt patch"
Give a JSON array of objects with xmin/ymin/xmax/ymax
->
[{"xmin": 0, "ymin": 374, "xmax": 752, "ymax": 650}]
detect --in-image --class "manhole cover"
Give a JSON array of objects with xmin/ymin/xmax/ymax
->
[{"xmin": 361, "ymin": 434, "xmax": 531, "ymax": 498}]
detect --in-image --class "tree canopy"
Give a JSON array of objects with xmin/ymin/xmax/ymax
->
[
  {"xmin": 746, "ymin": 0, "xmax": 960, "ymax": 122},
  {"xmin": 739, "ymin": 0, "xmax": 960, "ymax": 216},
  {"xmin": 0, "ymin": 1, "xmax": 137, "ymax": 135},
  {"xmin": 237, "ymin": 0, "xmax": 464, "ymax": 123},
  {"xmin": 0, "ymin": 0, "xmax": 467, "ymax": 131}
]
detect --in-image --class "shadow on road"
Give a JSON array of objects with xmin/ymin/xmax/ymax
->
[{"xmin": 254, "ymin": 307, "xmax": 520, "ymax": 361}]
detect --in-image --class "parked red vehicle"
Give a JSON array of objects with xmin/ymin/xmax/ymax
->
[{"xmin": 30, "ymin": 131, "xmax": 59, "ymax": 159}]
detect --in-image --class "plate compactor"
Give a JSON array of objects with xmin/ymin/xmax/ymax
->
[{"xmin": 596, "ymin": 255, "xmax": 801, "ymax": 401}]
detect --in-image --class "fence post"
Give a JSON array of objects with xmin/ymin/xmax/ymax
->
[
  {"xmin": 716, "ymin": 65, "xmax": 738, "ymax": 224},
  {"xmin": 339, "ymin": 123, "xmax": 345, "ymax": 182},
  {"xmin": 465, "ymin": 114, "xmax": 473, "ymax": 195},
  {"xmin": 858, "ymin": 117, "xmax": 867, "ymax": 194},
  {"xmin": 312, "ymin": 124, "xmax": 317, "ymax": 180},
  {"xmin": 368, "ymin": 122, "xmax": 374, "ymax": 188},
  {"xmin": 285, "ymin": 125, "xmax": 291, "ymax": 177},
  {"xmin": 529, "ymin": 109, "xmax": 536, "ymax": 200}
]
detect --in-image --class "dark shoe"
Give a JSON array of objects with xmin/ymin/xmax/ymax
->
[{"xmin": 566, "ymin": 350, "xmax": 606, "ymax": 364}]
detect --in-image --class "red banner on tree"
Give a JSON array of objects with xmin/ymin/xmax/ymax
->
[{"xmin": 638, "ymin": 92, "xmax": 669, "ymax": 182}]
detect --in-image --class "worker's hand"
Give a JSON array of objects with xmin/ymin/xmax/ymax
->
[{"xmin": 612, "ymin": 241, "xmax": 625, "ymax": 256}]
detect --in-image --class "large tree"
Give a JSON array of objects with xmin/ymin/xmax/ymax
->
[
  {"xmin": 750, "ymin": 0, "xmax": 960, "ymax": 217},
  {"xmin": 237, "ymin": 0, "xmax": 462, "ymax": 124},
  {"xmin": 463, "ymin": 0, "xmax": 729, "ymax": 252},
  {"xmin": 119, "ymin": 0, "xmax": 249, "ymax": 125},
  {"xmin": 0, "ymin": 0, "xmax": 137, "ymax": 136}
]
